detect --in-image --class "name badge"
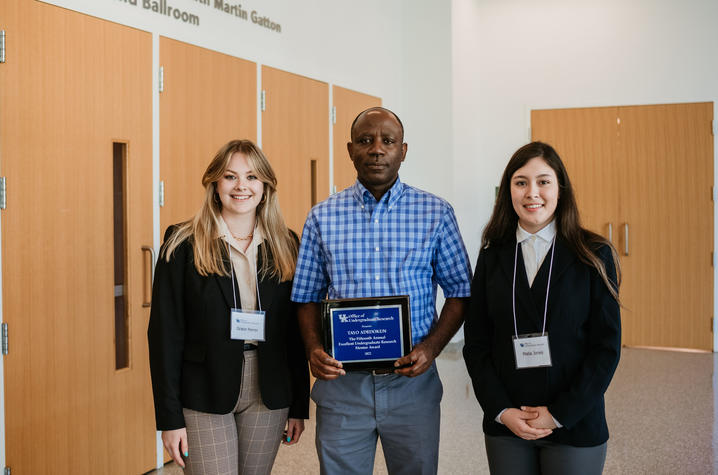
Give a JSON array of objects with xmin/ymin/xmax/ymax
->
[
  {"xmin": 230, "ymin": 309, "xmax": 266, "ymax": 341},
  {"xmin": 512, "ymin": 333, "xmax": 552, "ymax": 369}
]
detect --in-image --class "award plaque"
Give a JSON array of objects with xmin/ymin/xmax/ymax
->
[{"xmin": 321, "ymin": 295, "xmax": 412, "ymax": 371}]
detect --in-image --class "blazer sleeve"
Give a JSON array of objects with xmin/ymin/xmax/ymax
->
[
  {"xmin": 286, "ymin": 300, "xmax": 310, "ymax": 418},
  {"xmin": 147, "ymin": 226, "xmax": 188, "ymax": 430},
  {"xmin": 286, "ymin": 230, "xmax": 310, "ymax": 419},
  {"xmin": 548, "ymin": 244, "xmax": 621, "ymax": 428},
  {"xmin": 462, "ymin": 248, "xmax": 514, "ymax": 420}
]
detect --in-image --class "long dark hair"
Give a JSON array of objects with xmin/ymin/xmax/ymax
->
[{"xmin": 482, "ymin": 141, "xmax": 621, "ymax": 301}]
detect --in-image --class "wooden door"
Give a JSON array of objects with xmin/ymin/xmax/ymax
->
[
  {"xmin": 0, "ymin": 1, "xmax": 156, "ymax": 473},
  {"xmin": 532, "ymin": 103, "xmax": 714, "ymax": 351},
  {"xmin": 261, "ymin": 67, "xmax": 329, "ymax": 235},
  {"xmin": 617, "ymin": 103, "xmax": 713, "ymax": 350},
  {"xmin": 531, "ymin": 107, "xmax": 620, "ymax": 241},
  {"xmin": 160, "ymin": 37, "xmax": 256, "ymax": 233},
  {"xmin": 332, "ymin": 86, "xmax": 381, "ymax": 193}
]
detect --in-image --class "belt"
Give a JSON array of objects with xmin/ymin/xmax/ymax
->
[
  {"xmin": 244, "ymin": 343, "xmax": 258, "ymax": 351},
  {"xmin": 370, "ymin": 368, "xmax": 395, "ymax": 375}
]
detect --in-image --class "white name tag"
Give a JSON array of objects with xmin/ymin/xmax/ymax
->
[
  {"xmin": 512, "ymin": 333, "xmax": 552, "ymax": 369},
  {"xmin": 230, "ymin": 309, "xmax": 266, "ymax": 341}
]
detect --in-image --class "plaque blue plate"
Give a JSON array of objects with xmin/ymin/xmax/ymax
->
[{"xmin": 322, "ymin": 296, "xmax": 412, "ymax": 371}]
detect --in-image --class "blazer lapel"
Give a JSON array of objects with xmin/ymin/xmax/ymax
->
[
  {"xmin": 532, "ymin": 238, "xmax": 575, "ymax": 290},
  {"xmin": 256, "ymin": 243, "xmax": 277, "ymax": 314},
  {"xmin": 216, "ymin": 246, "xmax": 239, "ymax": 309},
  {"xmin": 215, "ymin": 242, "xmax": 279, "ymax": 312},
  {"xmin": 549, "ymin": 237, "xmax": 576, "ymax": 282},
  {"xmin": 530, "ymin": 237, "xmax": 576, "ymax": 328},
  {"xmin": 497, "ymin": 239, "xmax": 542, "ymax": 333}
]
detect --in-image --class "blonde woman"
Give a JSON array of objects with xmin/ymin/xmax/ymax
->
[{"xmin": 148, "ymin": 140, "xmax": 308, "ymax": 475}]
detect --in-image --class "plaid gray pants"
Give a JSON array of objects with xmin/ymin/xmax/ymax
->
[{"xmin": 182, "ymin": 350, "xmax": 289, "ymax": 475}]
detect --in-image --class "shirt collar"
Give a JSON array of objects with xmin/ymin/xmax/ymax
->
[
  {"xmin": 352, "ymin": 176, "xmax": 405, "ymax": 208},
  {"xmin": 516, "ymin": 220, "xmax": 556, "ymax": 244},
  {"xmin": 218, "ymin": 216, "xmax": 232, "ymax": 240}
]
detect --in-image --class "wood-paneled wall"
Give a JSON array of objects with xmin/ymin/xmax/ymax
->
[
  {"xmin": 160, "ymin": 37, "xmax": 257, "ymax": 233},
  {"xmin": 0, "ymin": 3, "xmax": 381, "ymax": 472},
  {"xmin": 332, "ymin": 86, "xmax": 382, "ymax": 193},
  {"xmin": 261, "ymin": 66, "xmax": 330, "ymax": 234},
  {"xmin": 0, "ymin": 0, "xmax": 156, "ymax": 472},
  {"xmin": 532, "ymin": 103, "xmax": 714, "ymax": 351}
]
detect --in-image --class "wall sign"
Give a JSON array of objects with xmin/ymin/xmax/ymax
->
[
  {"xmin": 35, "ymin": 0, "xmax": 283, "ymax": 33},
  {"xmin": 116, "ymin": 0, "xmax": 282, "ymax": 31}
]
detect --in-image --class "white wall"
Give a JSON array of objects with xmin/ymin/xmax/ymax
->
[
  {"xmin": 451, "ymin": 0, "xmax": 718, "ymax": 349},
  {"xmin": 398, "ymin": 0, "xmax": 454, "ymax": 201},
  {"xmin": 453, "ymin": 0, "xmax": 718, "ymax": 258}
]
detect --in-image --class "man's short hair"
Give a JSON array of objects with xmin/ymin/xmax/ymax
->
[{"xmin": 350, "ymin": 107, "xmax": 405, "ymax": 142}]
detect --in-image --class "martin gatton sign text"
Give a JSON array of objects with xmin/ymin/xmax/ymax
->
[{"xmin": 117, "ymin": 0, "xmax": 282, "ymax": 31}]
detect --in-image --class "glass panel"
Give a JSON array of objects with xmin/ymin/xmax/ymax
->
[{"xmin": 113, "ymin": 142, "xmax": 129, "ymax": 369}]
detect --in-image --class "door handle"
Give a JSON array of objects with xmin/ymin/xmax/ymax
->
[
  {"xmin": 141, "ymin": 246, "xmax": 156, "ymax": 307},
  {"xmin": 607, "ymin": 223, "xmax": 613, "ymax": 244},
  {"xmin": 623, "ymin": 223, "xmax": 629, "ymax": 256},
  {"xmin": 310, "ymin": 159, "xmax": 317, "ymax": 207}
]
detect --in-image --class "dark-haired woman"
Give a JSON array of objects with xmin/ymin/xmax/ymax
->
[
  {"xmin": 463, "ymin": 141, "xmax": 621, "ymax": 475},
  {"xmin": 148, "ymin": 139, "xmax": 309, "ymax": 475}
]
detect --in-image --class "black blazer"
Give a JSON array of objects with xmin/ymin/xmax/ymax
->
[
  {"xmin": 148, "ymin": 226, "xmax": 309, "ymax": 431},
  {"xmin": 463, "ymin": 237, "xmax": 620, "ymax": 447}
]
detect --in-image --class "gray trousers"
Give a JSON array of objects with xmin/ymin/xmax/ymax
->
[
  {"xmin": 182, "ymin": 350, "xmax": 289, "ymax": 475},
  {"xmin": 312, "ymin": 363, "xmax": 443, "ymax": 475},
  {"xmin": 484, "ymin": 434, "xmax": 607, "ymax": 475}
]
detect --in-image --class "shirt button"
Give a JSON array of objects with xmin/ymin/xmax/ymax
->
[
  {"xmin": 374, "ymin": 219, "xmax": 379, "ymax": 224},
  {"xmin": 361, "ymin": 205, "xmax": 365, "ymax": 209},
  {"xmin": 375, "ymin": 275, "xmax": 380, "ymax": 280},
  {"xmin": 375, "ymin": 247, "xmax": 380, "ymax": 252}
]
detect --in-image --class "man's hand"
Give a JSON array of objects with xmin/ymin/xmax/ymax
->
[
  {"xmin": 394, "ymin": 297, "xmax": 467, "ymax": 378},
  {"xmin": 393, "ymin": 340, "xmax": 438, "ymax": 377},
  {"xmin": 500, "ymin": 408, "xmax": 553, "ymax": 440},
  {"xmin": 297, "ymin": 302, "xmax": 346, "ymax": 380},
  {"xmin": 307, "ymin": 347, "xmax": 345, "ymax": 380}
]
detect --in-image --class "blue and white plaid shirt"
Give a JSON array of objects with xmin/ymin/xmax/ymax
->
[{"xmin": 291, "ymin": 178, "xmax": 472, "ymax": 344}]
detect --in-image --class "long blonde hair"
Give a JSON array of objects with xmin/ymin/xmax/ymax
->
[{"xmin": 161, "ymin": 139, "xmax": 298, "ymax": 281}]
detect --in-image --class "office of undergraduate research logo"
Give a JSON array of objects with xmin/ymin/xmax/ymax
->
[
  {"xmin": 337, "ymin": 312, "xmax": 391, "ymax": 324},
  {"xmin": 338, "ymin": 313, "xmax": 364, "ymax": 323}
]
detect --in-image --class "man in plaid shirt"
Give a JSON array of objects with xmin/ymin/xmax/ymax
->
[{"xmin": 291, "ymin": 107, "xmax": 472, "ymax": 475}]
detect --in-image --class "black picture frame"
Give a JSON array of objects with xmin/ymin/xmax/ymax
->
[{"xmin": 321, "ymin": 295, "xmax": 412, "ymax": 371}]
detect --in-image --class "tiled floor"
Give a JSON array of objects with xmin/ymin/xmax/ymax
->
[{"xmin": 151, "ymin": 346, "xmax": 718, "ymax": 474}]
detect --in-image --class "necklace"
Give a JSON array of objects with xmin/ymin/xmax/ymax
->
[{"xmin": 231, "ymin": 231, "xmax": 254, "ymax": 241}]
